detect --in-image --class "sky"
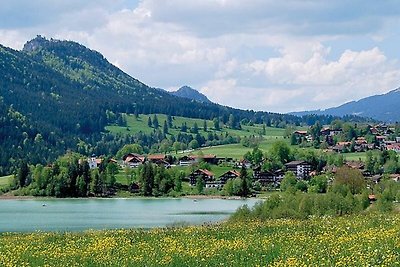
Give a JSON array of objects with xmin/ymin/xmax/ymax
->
[{"xmin": 1, "ymin": 0, "xmax": 400, "ymax": 113}]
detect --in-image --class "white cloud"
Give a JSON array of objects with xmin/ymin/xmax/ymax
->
[{"xmin": 1, "ymin": 1, "xmax": 400, "ymax": 114}]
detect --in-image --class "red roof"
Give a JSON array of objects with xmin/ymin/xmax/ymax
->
[
  {"xmin": 148, "ymin": 154, "xmax": 166, "ymax": 160},
  {"xmin": 199, "ymin": 169, "xmax": 214, "ymax": 177}
]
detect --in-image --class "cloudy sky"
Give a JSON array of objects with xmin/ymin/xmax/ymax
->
[{"xmin": 1, "ymin": 0, "xmax": 400, "ymax": 113}]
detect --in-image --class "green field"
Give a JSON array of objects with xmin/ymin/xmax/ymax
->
[
  {"xmin": 0, "ymin": 213, "xmax": 398, "ymax": 266},
  {"xmin": 106, "ymin": 113, "xmax": 285, "ymax": 139},
  {"xmin": 0, "ymin": 175, "xmax": 11, "ymax": 189}
]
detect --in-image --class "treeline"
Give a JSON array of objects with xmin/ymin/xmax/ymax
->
[
  {"xmin": 11, "ymin": 153, "xmax": 118, "ymax": 197},
  {"xmin": 231, "ymin": 168, "xmax": 400, "ymax": 221}
]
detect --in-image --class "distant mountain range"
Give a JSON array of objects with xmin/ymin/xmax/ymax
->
[
  {"xmin": 169, "ymin": 86, "xmax": 212, "ymax": 103},
  {"xmin": 291, "ymin": 88, "xmax": 400, "ymax": 122}
]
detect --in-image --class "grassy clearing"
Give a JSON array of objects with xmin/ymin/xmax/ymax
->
[
  {"xmin": 0, "ymin": 213, "xmax": 398, "ymax": 266},
  {"xmin": 106, "ymin": 113, "xmax": 285, "ymax": 139},
  {"xmin": 0, "ymin": 175, "xmax": 11, "ymax": 188}
]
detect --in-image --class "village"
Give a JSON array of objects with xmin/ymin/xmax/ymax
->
[{"xmin": 86, "ymin": 122, "xmax": 400, "ymax": 196}]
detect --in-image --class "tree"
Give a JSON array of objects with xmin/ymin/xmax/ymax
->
[
  {"xmin": 239, "ymin": 165, "xmax": 250, "ymax": 197},
  {"xmin": 203, "ymin": 120, "xmax": 208, "ymax": 132},
  {"xmin": 116, "ymin": 144, "xmax": 143, "ymax": 159},
  {"xmin": 333, "ymin": 166, "xmax": 365, "ymax": 195},
  {"xmin": 167, "ymin": 114, "xmax": 173, "ymax": 128},
  {"xmin": 152, "ymin": 115, "xmax": 159, "ymax": 129},
  {"xmin": 213, "ymin": 118, "xmax": 220, "ymax": 131},
  {"xmin": 163, "ymin": 120, "xmax": 169, "ymax": 135},
  {"xmin": 17, "ymin": 161, "xmax": 30, "ymax": 188},
  {"xmin": 280, "ymin": 172, "xmax": 297, "ymax": 192},
  {"xmin": 192, "ymin": 122, "xmax": 199, "ymax": 134},
  {"xmin": 309, "ymin": 175, "xmax": 328, "ymax": 193},
  {"xmin": 147, "ymin": 117, "xmax": 152, "ymax": 128},
  {"xmin": 196, "ymin": 176, "xmax": 205, "ymax": 194},
  {"xmin": 270, "ymin": 140, "xmax": 293, "ymax": 164}
]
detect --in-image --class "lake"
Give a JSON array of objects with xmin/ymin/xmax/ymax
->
[{"xmin": 0, "ymin": 198, "xmax": 259, "ymax": 232}]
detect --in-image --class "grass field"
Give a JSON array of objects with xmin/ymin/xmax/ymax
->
[
  {"xmin": 0, "ymin": 213, "xmax": 398, "ymax": 266},
  {"xmin": 106, "ymin": 113, "xmax": 286, "ymax": 139},
  {"xmin": 0, "ymin": 175, "xmax": 11, "ymax": 189}
]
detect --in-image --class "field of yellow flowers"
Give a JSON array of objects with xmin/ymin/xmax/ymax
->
[{"xmin": 0, "ymin": 214, "xmax": 399, "ymax": 266}]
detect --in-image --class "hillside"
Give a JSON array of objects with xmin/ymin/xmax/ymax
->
[
  {"xmin": 292, "ymin": 88, "xmax": 400, "ymax": 122},
  {"xmin": 170, "ymin": 86, "xmax": 212, "ymax": 103},
  {"xmin": 0, "ymin": 36, "xmax": 367, "ymax": 175}
]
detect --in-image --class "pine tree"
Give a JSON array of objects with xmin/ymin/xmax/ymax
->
[
  {"xmin": 147, "ymin": 117, "xmax": 152, "ymax": 128},
  {"xmin": 203, "ymin": 120, "xmax": 208, "ymax": 132},
  {"xmin": 163, "ymin": 120, "xmax": 169, "ymax": 135},
  {"xmin": 153, "ymin": 115, "xmax": 159, "ymax": 129}
]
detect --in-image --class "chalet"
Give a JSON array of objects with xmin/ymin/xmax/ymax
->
[
  {"xmin": 284, "ymin": 161, "xmax": 312, "ymax": 179},
  {"xmin": 123, "ymin": 153, "xmax": 145, "ymax": 168},
  {"xmin": 354, "ymin": 137, "xmax": 368, "ymax": 152},
  {"xmin": 253, "ymin": 166, "xmax": 284, "ymax": 186},
  {"xmin": 345, "ymin": 160, "xmax": 365, "ymax": 170},
  {"xmin": 236, "ymin": 159, "xmax": 252, "ymax": 169},
  {"xmin": 179, "ymin": 155, "xmax": 196, "ymax": 166},
  {"xmin": 189, "ymin": 169, "xmax": 215, "ymax": 186},
  {"xmin": 219, "ymin": 170, "xmax": 240, "ymax": 184},
  {"xmin": 147, "ymin": 154, "xmax": 171, "ymax": 167},
  {"xmin": 396, "ymin": 137, "xmax": 400, "ymax": 143},
  {"xmin": 330, "ymin": 128, "xmax": 343, "ymax": 136},
  {"xmin": 294, "ymin": 130, "xmax": 308, "ymax": 136},
  {"xmin": 88, "ymin": 156, "xmax": 102, "ymax": 169},
  {"xmin": 192, "ymin": 154, "xmax": 218, "ymax": 165},
  {"xmin": 320, "ymin": 128, "xmax": 331, "ymax": 136},
  {"xmin": 332, "ymin": 142, "xmax": 351, "ymax": 153},
  {"xmin": 386, "ymin": 143, "xmax": 400, "ymax": 153}
]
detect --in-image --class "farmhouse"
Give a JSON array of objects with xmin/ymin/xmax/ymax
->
[
  {"xmin": 253, "ymin": 166, "xmax": 285, "ymax": 186},
  {"xmin": 87, "ymin": 156, "xmax": 102, "ymax": 169},
  {"xmin": 219, "ymin": 170, "xmax": 240, "ymax": 184},
  {"xmin": 123, "ymin": 153, "xmax": 145, "ymax": 168},
  {"xmin": 189, "ymin": 169, "xmax": 215, "ymax": 186},
  {"xmin": 284, "ymin": 161, "xmax": 312, "ymax": 179},
  {"xmin": 147, "ymin": 154, "xmax": 171, "ymax": 167},
  {"xmin": 179, "ymin": 155, "xmax": 196, "ymax": 166}
]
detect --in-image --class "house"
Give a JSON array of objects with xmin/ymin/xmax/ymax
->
[
  {"xmin": 253, "ymin": 166, "xmax": 284, "ymax": 186},
  {"xmin": 123, "ymin": 153, "xmax": 145, "ymax": 168},
  {"xmin": 345, "ymin": 160, "xmax": 365, "ymax": 170},
  {"xmin": 88, "ymin": 156, "xmax": 102, "ymax": 169},
  {"xmin": 284, "ymin": 161, "xmax": 312, "ymax": 179},
  {"xmin": 189, "ymin": 169, "xmax": 215, "ymax": 186},
  {"xmin": 219, "ymin": 170, "xmax": 240, "ymax": 184},
  {"xmin": 332, "ymin": 142, "xmax": 351, "ymax": 153},
  {"xmin": 179, "ymin": 155, "xmax": 197, "ymax": 166},
  {"xmin": 147, "ymin": 154, "xmax": 171, "ymax": 167},
  {"xmin": 194, "ymin": 154, "xmax": 218, "ymax": 165},
  {"xmin": 236, "ymin": 159, "xmax": 252, "ymax": 169},
  {"xmin": 386, "ymin": 143, "xmax": 400, "ymax": 153},
  {"xmin": 396, "ymin": 137, "xmax": 400, "ymax": 143}
]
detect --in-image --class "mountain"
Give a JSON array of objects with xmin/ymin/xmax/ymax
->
[
  {"xmin": 0, "ymin": 36, "xmax": 364, "ymax": 175},
  {"xmin": 291, "ymin": 88, "xmax": 400, "ymax": 122},
  {"xmin": 170, "ymin": 86, "xmax": 212, "ymax": 103}
]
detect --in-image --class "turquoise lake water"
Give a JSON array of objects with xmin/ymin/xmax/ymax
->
[{"xmin": 0, "ymin": 198, "xmax": 259, "ymax": 232}]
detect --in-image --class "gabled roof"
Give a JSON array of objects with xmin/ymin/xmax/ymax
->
[
  {"xmin": 219, "ymin": 170, "xmax": 240, "ymax": 178},
  {"xmin": 194, "ymin": 169, "xmax": 215, "ymax": 177},
  {"xmin": 285, "ymin": 160, "xmax": 309, "ymax": 167},
  {"xmin": 148, "ymin": 154, "xmax": 166, "ymax": 160}
]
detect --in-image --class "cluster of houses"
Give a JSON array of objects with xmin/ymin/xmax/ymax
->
[
  {"xmin": 294, "ymin": 124, "xmax": 400, "ymax": 153},
  {"xmin": 188, "ymin": 160, "xmax": 313, "ymax": 189}
]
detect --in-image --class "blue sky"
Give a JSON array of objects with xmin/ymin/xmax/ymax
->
[{"xmin": 1, "ymin": 0, "xmax": 400, "ymax": 113}]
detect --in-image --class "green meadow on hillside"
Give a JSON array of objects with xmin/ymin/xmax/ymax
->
[{"xmin": 106, "ymin": 113, "xmax": 285, "ymax": 138}]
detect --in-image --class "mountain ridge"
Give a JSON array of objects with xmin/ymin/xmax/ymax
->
[
  {"xmin": 170, "ymin": 85, "xmax": 212, "ymax": 103},
  {"xmin": 291, "ymin": 88, "xmax": 400, "ymax": 122}
]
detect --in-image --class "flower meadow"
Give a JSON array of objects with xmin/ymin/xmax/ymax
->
[{"xmin": 0, "ymin": 214, "xmax": 399, "ymax": 266}]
